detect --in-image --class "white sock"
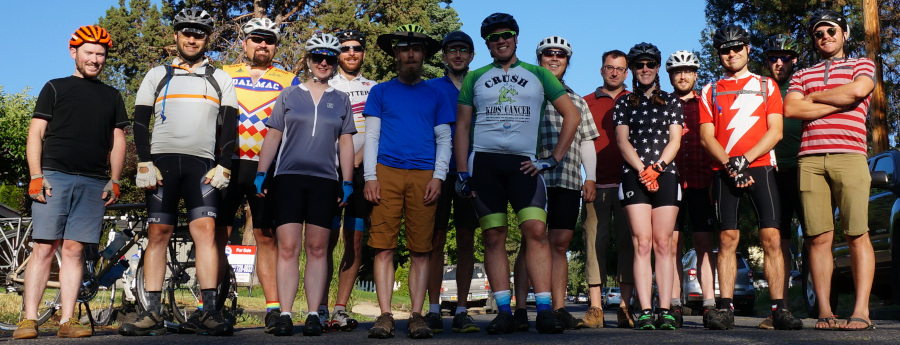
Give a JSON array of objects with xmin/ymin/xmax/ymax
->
[
  {"xmin": 59, "ymin": 318, "xmax": 70, "ymax": 324},
  {"xmin": 334, "ymin": 305, "xmax": 347, "ymax": 313},
  {"xmin": 456, "ymin": 306, "xmax": 467, "ymax": 314},
  {"xmin": 309, "ymin": 311, "xmax": 319, "ymax": 317},
  {"xmin": 429, "ymin": 304, "xmax": 441, "ymax": 314},
  {"xmin": 281, "ymin": 311, "xmax": 292, "ymax": 317}
]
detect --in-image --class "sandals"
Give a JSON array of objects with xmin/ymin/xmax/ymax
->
[
  {"xmin": 815, "ymin": 315, "xmax": 839, "ymax": 331},
  {"xmin": 839, "ymin": 317, "xmax": 875, "ymax": 331}
]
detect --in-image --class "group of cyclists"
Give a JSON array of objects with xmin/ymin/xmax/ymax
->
[{"xmin": 14, "ymin": 5, "xmax": 878, "ymax": 340}]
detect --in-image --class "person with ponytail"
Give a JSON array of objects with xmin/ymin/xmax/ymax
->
[{"xmin": 613, "ymin": 42, "xmax": 683, "ymax": 330}]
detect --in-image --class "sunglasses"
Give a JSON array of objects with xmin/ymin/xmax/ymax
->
[
  {"xmin": 718, "ymin": 45, "xmax": 745, "ymax": 55},
  {"xmin": 632, "ymin": 61, "xmax": 658, "ymax": 70},
  {"xmin": 486, "ymin": 30, "xmax": 516, "ymax": 42},
  {"xmin": 767, "ymin": 55, "xmax": 793, "ymax": 63},
  {"xmin": 813, "ymin": 27, "xmax": 839, "ymax": 39},
  {"xmin": 446, "ymin": 47, "xmax": 471, "ymax": 54},
  {"xmin": 340, "ymin": 45, "xmax": 364, "ymax": 53},
  {"xmin": 310, "ymin": 54, "xmax": 338, "ymax": 65},
  {"xmin": 179, "ymin": 31, "xmax": 208, "ymax": 40},
  {"xmin": 541, "ymin": 50, "xmax": 567, "ymax": 58},
  {"xmin": 603, "ymin": 65, "xmax": 627, "ymax": 73},
  {"xmin": 248, "ymin": 36, "xmax": 276, "ymax": 45}
]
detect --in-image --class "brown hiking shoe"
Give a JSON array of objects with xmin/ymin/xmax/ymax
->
[
  {"xmin": 13, "ymin": 319, "xmax": 39, "ymax": 339},
  {"xmin": 407, "ymin": 312, "xmax": 433, "ymax": 339},
  {"xmin": 583, "ymin": 306, "xmax": 605, "ymax": 328},
  {"xmin": 368, "ymin": 312, "xmax": 395, "ymax": 338},
  {"xmin": 57, "ymin": 319, "xmax": 92, "ymax": 338},
  {"xmin": 617, "ymin": 306, "xmax": 634, "ymax": 328},
  {"xmin": 758, "ymin": 315, "xmax": 774, "ymax": 329}
]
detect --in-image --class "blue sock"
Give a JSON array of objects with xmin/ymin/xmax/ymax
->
[
  {"xmin": 535, "ymin": 292, "xmax": 551, "ymax": 313},
  {"xmin": 494, "ymin": 290, "xmax": 511, "ymax": 314}
]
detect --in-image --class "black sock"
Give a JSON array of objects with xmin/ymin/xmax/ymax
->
[
  {"xmin": 658, "ymin": 308, "xmax": 670, "ymax": 315},
  {"xmin": 147, "ymin": 291, "xmax": 162, "ymax": 314},
  {"xmin": 641, "ymin": 309, "xmax": 652, "ymax": 317},
  {"xmin": 720, "ymin": 298, "xmax": 734, "ymax": 310},
  {"xmin": 201, "ymin": 289, "xmax": 217, "ymax": 311},
  {"xmin": 771, "ymin": 299, "xmax": 784, "ymax": 313}
]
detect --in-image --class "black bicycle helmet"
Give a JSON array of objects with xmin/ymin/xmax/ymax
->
[
  {"xmin": 173, "ymin": 7, "xmax": 214, "ymax": 34},
  {"xmin": 337, "ymin": 30, "xmax": 366, "ymax": 47},
  {"xmin": 763, "ymin": 34, "xmax": 799, "ymax": 57},
  {"xmin": 480, "ymin": 13, "xmax": 518, "ymax": 39},
  {"xmin": 808, "ymin": 9, "xmax": 849, "ymax": 36},
  {"xmin": 713, "ymin": 24, "xmax": 750, "ymax": 50},
  {"xmin": 442, "ymin": 31, "xmax": 473, "ymax": 49},
  {"xmin": 626, "ymin": 42, "xmax": 661, "ymax": 64}
]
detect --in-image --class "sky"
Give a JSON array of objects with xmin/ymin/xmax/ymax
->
[{"xmin": 0, "ymin": 0, "xmax": 709, "ymax": 97}]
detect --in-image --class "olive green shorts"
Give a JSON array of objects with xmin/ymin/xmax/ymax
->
[{"xmin": 798, "ymin": 153, "xmax": 870, "ymax": 237}]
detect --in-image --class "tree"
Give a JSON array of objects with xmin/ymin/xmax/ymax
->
[{"xmin": 0, "ymin": 87, "xmax": 34, "ymax": 212}]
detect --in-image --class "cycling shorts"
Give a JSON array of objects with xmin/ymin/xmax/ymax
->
[
  {"xmin": 270, "ymin": 174, "xmax": 339, "ymax": 229},
  {"xmin": 146, "ymin": 154, "xmax": 218, "ymax": 225},
  {"xmin": 469, "ymin": 152, "xmax": 547, "ymax": 230},
  {"xmin": 619, "ymin": 170, "xmax": 681, "ymax": 208},
  {"xmin": 711, "ymin": 166, "xmax": 780, "ymax": 231},
  {"xmin": 546, "ymin": 187, "xmax": 581, "ymax": 230},
  {"xmin": 216, "ymin": 159, "xmax": 273, "ymax": 229},
  {"xmin": 677, "ymin": 186, "xmax": 715, "ymax": 233},
  {"xmin": 434, "ymin": 173, "xmax": 479, "ymax": 230},
  {"xmin": 332, "ymin": 165, "xmax": 370, "ymax": 232},
  {"xmin": 775, "ymin": 167, "xmax": 803, "ymax": 240}
]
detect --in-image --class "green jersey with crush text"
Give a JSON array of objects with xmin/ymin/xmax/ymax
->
[{"xmin": 458, "ymin": 60, "xmax": 567, "ymax": 159}]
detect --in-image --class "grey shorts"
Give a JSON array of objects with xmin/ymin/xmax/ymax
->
[{"xmin": 31, "ymin": 170, "xmax": 106, "ymax": 244}]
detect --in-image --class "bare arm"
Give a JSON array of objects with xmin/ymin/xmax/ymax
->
[
  {"xmin": 784, "ymin": 91, "xmax": 844, "ymax": 120},
  {"xmin": 548, "ymin": 95, "xmax": 580, "ymax": 162},
  {"xmin": 806, "ymin": 75, "xmax": 875, "ymax": 107},
  {"xmin": 26, "ymin": 118, "xmax": 48, "ymax": 177},
  {"xmin": 615, "ymin": 125, "xmax": 644, "ymax": 171},
  {"xmin": 454, "ymin": 104, "xmax": 473, "ymax": 173},
  {"xmin": 742, "ymin": 113, "xmax": 783, "ymax": 162},
  {"xmin": 109, "ymin": 128, "xmax": 126, "ymax": 181},
  {"xmin": 658, "ymin": 124, "xmax": 682, "ymax": 165},
  {"xmin": 338, "ymin": 133, "xmax": 354, "ymax": 206},
  {"xmin": 256, "ymin": 128, "xmax": 282, "ymax": 175}
]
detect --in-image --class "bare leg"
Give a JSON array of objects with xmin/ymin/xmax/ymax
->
[
  {"xmin": 651, "ymin": 206, "xmax": 678, "ymax": 310},
  {"xmin": 57, "ymin": 240, "xmax": 85, "ymax": 321},
  {"xmin": 276, "ymin": 223, "xmax": 303, "ymax": 313},
  {"xmin": 780, "ymin": 239, "xmax": 791, "ymax": 308},
  {"xmin": 23, "ymin": 240, "xmax": 62, "ymax": 319},
  {"xmin": 455, "ymin": 227, "xmax": 476, "ymax": 308},
  {"xmin": 253, "ymin": 227, "xmax": 279, "ymax": 304},
  {"xmin": 625, "ymin": 204, "xmax": 654, "ymax": 310},
  {"xmin": 190, "ymin": 218, "xmax": 219, "ymax": 290},
  {"xmin": 304, "ymin": 224, "xmax": 332, "ymax": 312},
  {"xmin": 334, "ymin": 230, "xmax": 364, "ymax": 306},
  {"xmin": 693, "ymin": 232, "xmax": 716, "ymax": 301},
  {"xmin": 427, "ymin": 227, "xmax": 448, "ymax": 307},
  {"xmin": 717, "ymin": 229, "xmax": 740, "ymax": 303},
  {"xmin": 373, "ymin": 249, "xmax": 396, "ymax": 314},
  {"xmin": 671, "ymin": 230, "xmax": 683, "ymax": 303},
  {"xmin": 513, "ymin": 241, "xmax": 529, "ymax": 309},
  {"xmin": 408, "ymin": 251, "xmax": 430, "ymax": 314},
  {"xmin": 808, "ymin": 231, "xmax": 834, "ymax": 321},
  {"xmin": 841, "ymin": 232, "xmax": 875, "ymax": 329},
  {"xmin": 760, "ymin": 228, "xmax": 785, "ymax": 300},
  {"xmin": 143, "ymin": 224, "xmax": 175, "ymax": 291},
  {"xmin": 549, "ymin": 229, "xmax": 574, "ymax": 309},
  {"xmin": 483, "ymin": 226, "xmax": 511, "ymax": 293},
  {"xmin": 520, "ymin": 220, "xmax": 552, "ymax": 295}
]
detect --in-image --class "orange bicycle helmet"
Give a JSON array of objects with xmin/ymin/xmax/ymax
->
[{"xmin": 70, "ymin": 25, "xmax": 112, "ymax": 49}]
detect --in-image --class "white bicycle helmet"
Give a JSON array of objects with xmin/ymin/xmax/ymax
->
[
  {"xmin": 665, "ymin": 50, "xmax": 700, "ymax": 72},
  {"xmin": 535, "ymin": 35, "xmax": 572, "ymax": 57},
  {"xmin": 305, "ymin": 32, "xmax": 341, "ymax": 56},
  {"xmin": 173, "ymin": 7, "xmax": 214, "ymax": 33},
  {"xmin": 243, "ymin": 17, "xmax": 280, "ymax": 37}
]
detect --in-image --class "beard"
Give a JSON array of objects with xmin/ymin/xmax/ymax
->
[
  {"xmin": 76, "ymin": 61, "xmax": 102, "ymax": 79},
  {"xmin": 178, "ymin": 45, "xmax": 206, "ymax": 64},
  {"xmin": 397, "ymin": 60, "xmax": 423, "ymax": 80},
  {"xmin": 673, "ymin": 82, "xmax": 695, "ymax": 96},
  {"xmin": 251, "ymin": 50, "xmax": 273, "ymax": 66}
]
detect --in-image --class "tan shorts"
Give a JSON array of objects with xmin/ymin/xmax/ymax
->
[
  {"xmin": 798, "ymin": 153, "xmax": 870, "ymax": 236},
  {"xmin": 367, "ymin": 164, "xmax": 436, "ymax": 252}
]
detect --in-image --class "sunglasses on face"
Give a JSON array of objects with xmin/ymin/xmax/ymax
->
[
  {"xmin": 542, "ymin": 50, "xmax": 567, "ymax": 58},
  {"xmin": 310, "ymin": 54, "xmax": 338, "ymax": 65},
  {"xmin": 718, "ymin": 45, "xmax": 745, "ymax": 55},
  {"xmin": 632, "ymin": 61, "xmax": 658, "ymax": 70},
  {"xmin": 486, "ymin": 30, "xmax": 516, "ymax": 42},
  {"xmin": 603, "ymin": 65, "xmax": 627, "ymax": 73},
  {"xmin": 446, "ymin": 47, "xmax": 471, "ymax": 54},
  {"xmin": 813, "ymin": 27, "xmax": 839, "ymax": 39},
  {"xmin": 248, "ymin": 36, "xmax": 276, "ymax": 45},
  {"xmin": 767, "ymin": 55, "xmax": 793, "ymax": 63},
  {"xmin": 340, "ymin": 45, "xmax": 364, "ymax": 53},
  {"xmin": 179, "ymin": 31, "xmax": 208, "ymax": 40}
]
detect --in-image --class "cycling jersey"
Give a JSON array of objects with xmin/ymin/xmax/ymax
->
[
  {"xmin": 267, "ymin": 84, "xmax": 355, "ymax": 181},
  {"xmin": 612, "ymin": 91, "xmax": 684, "ymax": 174},
  {"xmin": 134, "ymin": 57, "xmax": 238, "ymax": 160},
  {"xmin": 699, "ymin": 72, "xmax": 782, "ymax": 169},
  {"xmin": 458, "ymin": 60, "xmax": 567, "ymax": 158},
  {"xmin": 329, "ymin": 73, "xmax": 377, "ymax": 153},
  {"xmin": 222, "ymin": 64, "xmax": 300, "ymax": 161}
]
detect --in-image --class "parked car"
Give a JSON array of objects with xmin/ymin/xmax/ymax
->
[
  {"xmin": 681, "ymin": 249, "xmax": 756, "ymax": 315},
  {"xmin": 576, "ymin": 293, "xmax": 589, "ymax": 304},
  {"xmin": 802, "ymin": 150, "xmax": 900, "ymax": 316},
  {"xmin": 604, "ymin": 287, "xmax": 621, "ymax": 309},
  {"xmin": 600, "ymin": 287, "xmax": 610, "ymax": 306},
  {"xmin": 525, "ymin": 287, "xmax": 535, "ymax": 305},
  {"xmin": 440, "ymin": 263, "xmax": 496, "ymax": 312}
]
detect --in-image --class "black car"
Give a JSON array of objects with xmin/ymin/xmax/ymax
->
[{"xmin": 802, "ymin": 149, "xmax": 900, "ymax": 315}]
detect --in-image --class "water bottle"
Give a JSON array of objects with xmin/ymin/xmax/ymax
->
[
  {"xmin": 100, "ymin": 231, "xmax": 127, "ymax": 260},
  {"xmin": 100, "ymin": 259, "xmax": 128, "ymax": 287}
]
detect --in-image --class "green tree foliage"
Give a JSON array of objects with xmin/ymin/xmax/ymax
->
[{"xmin": 0, "ymin": 87, "xmax": 34, "ymax": 189}]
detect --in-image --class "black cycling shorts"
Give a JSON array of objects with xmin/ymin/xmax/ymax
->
[
  {"xmin": 470, "ymin": 152, "xmax": 547, "ymax": 229},
  {"xmin": 775, "ymin": 167, "xmax": 803, "ymax": 240},
  {"xmin": 712, "ymin": 166, "xmax": 781, "ymax": 231},
  {"xmin": 546, "ymin": 187, "xmax": 581, "ymax": 230},
  {"xmin": 270, "ymin": 174, "xmax": 339, "ymax": 229},
  {"xmin": 676, "ymin": 186, "xmax": 715, "ymax": 233},
  {"xmin": 332, "ymin": 165, "xmax": 370, "ymax": 231},
  {"xmin": 146, "ymin": 154, "xmax": 218, "ymax": 225},
  {"xmin": 216, "ymin": 159, "xmax": 273, "ymax": 229},
  {"xmin": 434, "ymin": 173, "xmax": 479, "ymax": 230},
  {"xmin": 619, "ymin": 170, "xmax": 681, "ymax": 208}
]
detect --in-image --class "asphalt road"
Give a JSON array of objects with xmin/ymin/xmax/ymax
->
[{"xmin": 3, "ymin": 302, "xmax": 898, "ymax": 344}]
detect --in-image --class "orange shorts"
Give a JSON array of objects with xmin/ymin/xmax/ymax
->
[{"xmin": 367, "ymin": 164, "xmax": 436, "ymax": 252}]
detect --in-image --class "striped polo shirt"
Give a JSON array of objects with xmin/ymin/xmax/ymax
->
[{"xmin": 788, "ymin": 57, "xmax": 874, "ymax": 156}]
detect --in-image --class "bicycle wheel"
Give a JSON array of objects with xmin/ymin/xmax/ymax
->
[
  {"xmin": 0, "ymin": 225, "xmax": 63, "ymax": 330},
  {"xmin": 170, "ymin": 262, "xmax": 236, "ymax": 323},
  {"xmin": 81, "ymin": 253, "xmax": 118, "ymax": 326}
]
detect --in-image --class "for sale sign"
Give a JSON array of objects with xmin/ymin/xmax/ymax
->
[{"xmin": 226, "ymin": 245, "xmax": 256, "ymax": 283}]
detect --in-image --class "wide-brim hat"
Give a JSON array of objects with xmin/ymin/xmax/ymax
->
[{"xmin": 376, "ymin": 30, "xmax": 441, "ymax": 57}]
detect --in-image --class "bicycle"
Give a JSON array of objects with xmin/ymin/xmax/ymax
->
[{"xmin": 0, "ymin": 203, "xmax": 148, "ymax": 331}]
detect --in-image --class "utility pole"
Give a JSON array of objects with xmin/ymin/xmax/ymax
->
[{"xmin": 863, "ymin": 0, "xmax": 888, "ymax": 152}]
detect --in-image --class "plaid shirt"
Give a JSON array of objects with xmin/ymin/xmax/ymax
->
[
  {"xmin": 674, "ymin": 92, "xmax": 713, "ymax": 189},
  {"xmin": 540, "ymin": 89, "xmax": 601, "ymax": 190}
]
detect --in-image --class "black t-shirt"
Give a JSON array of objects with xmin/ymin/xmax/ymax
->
[
  {"xmin": 612, "ymin": 91, "xmax": 684, "ymax": 174},
  {"xmin": 33, "ymin": 76, "xmax": 129, "ymax": 179}
]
